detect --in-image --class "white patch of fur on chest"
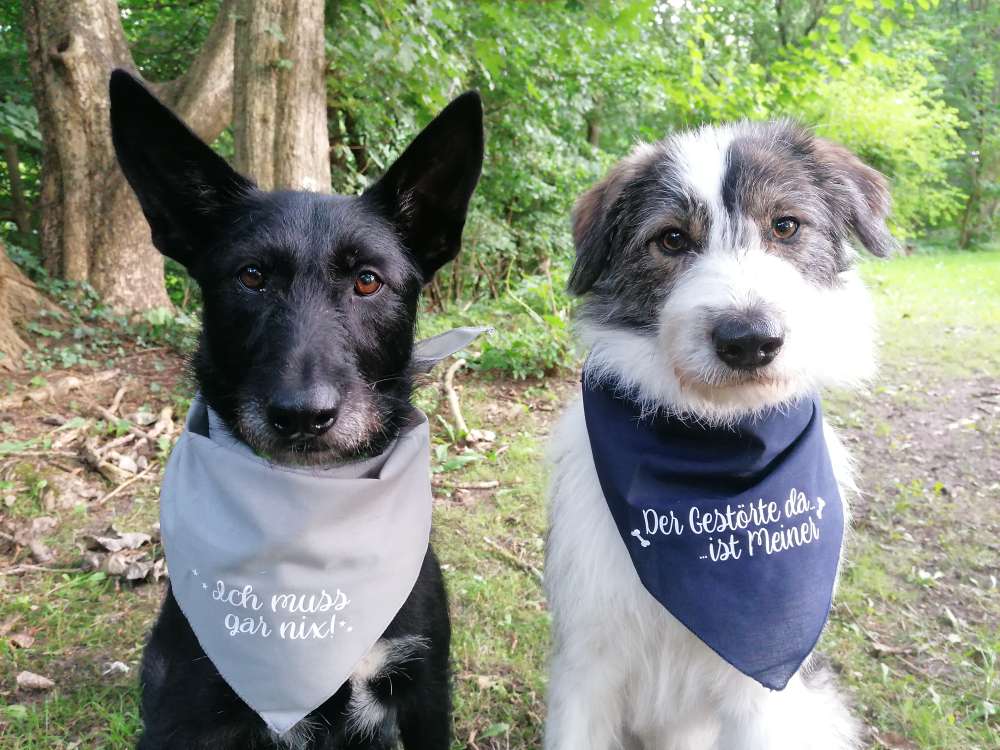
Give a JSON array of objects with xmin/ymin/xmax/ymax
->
[
  {"xmin": 266, "ymin": 635, "xmax": 429, "ymax": 748},
  {"xmin": 345, "ymin": 635, "xmax": 429, "ymax": 741}
]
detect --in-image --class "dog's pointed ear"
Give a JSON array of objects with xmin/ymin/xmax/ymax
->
[
  {"xmin": 569, "ymin": 146, "xmax": 653, "ymax": 295},
  {"xmin": 109, "ymin": 69, "xmax": 255, "ymax": 266},
  {"xmin": 364, "ymin": 92, "xmax": 484, "ymax": 282},
  {"xmin": 812, "ymin": 137, "xmax": 895, "ymax": 258}
]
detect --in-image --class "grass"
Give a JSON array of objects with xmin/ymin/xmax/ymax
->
[
  {"xmin": 1, "ymin": 248, "xmax": 998, "ymax": 748},
  {"xmin": 860, "ymin": 249, "xmax": 1000, "ymax": 376}
]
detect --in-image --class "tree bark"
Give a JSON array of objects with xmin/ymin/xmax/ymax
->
[
  {"xmin": 21, "ymin": 0, "xmax": 237, "ymax": 311},
  {"xmin": 586, "ymin": 115, "xmax": 600, "ymax": 147},
  {"xmin": 233, "ymin": 0, "xmax": 331, "ymax": 192},
  {"xmin": 0, "ymin": 241, "xmax": 54, "ymax": 370}
]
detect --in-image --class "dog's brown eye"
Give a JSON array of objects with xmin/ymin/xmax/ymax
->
[
  {"xmin": 354, "ymin": 271, "xmax": 382, "ymax": 296},
  {"xmin": 238, "ymin": 265, "xmax": 266, "ymax": 291},
  {"xmin": 658, "ymin": 228, "xmax": 690, "ymax": 254},
  {"xmin": 772, "ymin": 217, "xmax": 800, "ymax": 240}
]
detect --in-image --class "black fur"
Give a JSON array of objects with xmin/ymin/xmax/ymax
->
[{"xmin": 110, "ymin": 70, "xmax": 483, "ymax": 749}]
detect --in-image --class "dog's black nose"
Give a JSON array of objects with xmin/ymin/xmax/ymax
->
[
  {"xmin": 267, "ymin": 387, "xmax": 340, "ymax": 439},
  {"xmin": 712, "ymin": 317, "xmax": 784, "ymax": 371}
]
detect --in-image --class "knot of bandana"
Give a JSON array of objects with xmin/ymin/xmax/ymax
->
[
  {"xmin": 582, "ymin": 377, "xmax": 844, "ymax": 690},
  {"xmin": 159, "ymin": 328, "xmax": 486, "ymax": 735}
]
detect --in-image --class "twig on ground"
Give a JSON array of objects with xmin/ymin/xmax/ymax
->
[
  {"xmin": 94, "ymin": 462, "xmax": 157, "ymax": 506},
  {"xmin": 443, "ymin": 358, "xmax": 468, "ymax": 435},
  {"xmin": 0, "ymin": 563, "xmax": 81, "ymax": 576},
  {"xmin": 146, "ymin": 407, "xmax": 174, "ymax": 440},
  {"xmin": 51, "ymin": 424, "xmax": 89, "ymax": 450},
  {"xmin": 108, "ymin": 384, "xmax": 128, "ymax": 416},
  {"xmin": 2, "ymin": 450, "xmax": 78, "ymax": 459},
  {"xmin": 90, "ymin": 403, "xmax": 152, "ymax": 440},
  {"xmin": 482, "ymin": 536, "xmax": 543, "ymax": 583},
  {"xmin": 452, "ymin": 480, "xmax": 500, "ymax": 490},
  {"xmin": 121, "ymin": 346, "xmax": 168, "ymax": 358},
  {"xmin": 97, "ymin": 432, "xmax": 137, "ymax": 456},
  {"xmin": 79, "ymin": 442, "xmax": 130, "ymax": 483}
]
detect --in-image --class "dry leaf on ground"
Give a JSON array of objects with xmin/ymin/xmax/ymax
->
[
  {"xmin": 16, "ymin": 671, "xmax": 55, "ymax": 691},
  {"xmin": 8, "ymin": 632, "xmax": 35, "ymax": 649}
]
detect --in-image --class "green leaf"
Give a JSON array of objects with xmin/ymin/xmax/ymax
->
[
  {"xmin": 879, "ymin": 16, "xmax": 895, "ymax": 35},
  {"xmin": 480, "ymin": 723, "xmax": 510, "ymax": 739},
  {"xmin": 265, "ymin": 24, "xmax": 286, "ymax": 42},
  {"xmin": 849, "ymin": 12, "xmax": 872, "ymax": 30}
]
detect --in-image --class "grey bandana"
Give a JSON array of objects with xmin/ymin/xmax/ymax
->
[{"xmin": 159, "ymin": 328, "xmax": 486, "ymax": 735}]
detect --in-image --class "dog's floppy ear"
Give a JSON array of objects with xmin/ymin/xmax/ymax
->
[
  {"xmin": 812, "ymin": 137, "xmax": 895, "ymax": 258},
  {"xmin": 364, "ymin": 92, "xmax": 484, "ymax": 282},
  {"xmin": 109, "ymin": 69, "xmax": 255, "ymax": 266},
  {"xmin": 568, "ymin": 153, "xmax": 646, "ymax": 296}
]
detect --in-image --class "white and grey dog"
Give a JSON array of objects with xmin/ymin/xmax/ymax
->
[{"xmin": 545, "ymin": 121, "xmax": 892, "ymax": 750}]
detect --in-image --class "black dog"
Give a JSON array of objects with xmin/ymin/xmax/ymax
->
[{"xmin": 109, "ymin": 70, "xmax": 483, "ymax": 749}]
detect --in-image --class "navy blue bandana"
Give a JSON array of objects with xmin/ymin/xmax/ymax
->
[{"xmin": 582, "ymin": 378, "xmax": 844, "ymax": 690}]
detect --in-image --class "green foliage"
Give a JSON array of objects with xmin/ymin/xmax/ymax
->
[
  {"xmin": 6, "ymin": 240, "xmax": 199, "ymax": 370},
  {"xmin": 1, "ymin": 0, "xmax": 997, "ymax": 361},
  {"xmin": 798, "ymin": 61, "xmax": 966, "ymax": 237},
  {"xmin": 0, "ymin": 100, "xmax": 40, "ymax": 150},
  {"xmin": 421, "ymin": 261, "xmax": 575, "ymax": 380},
  {"xmin": 164, "ymin": 258, "xmax": 202, "ymax": 311},
  {"xmin": 473, "ymin": 268, "xmax": 574, "ymax": 380},
  {"xmin": 120, "ymin": 0, "xmax": 222, "ymax": 82}
]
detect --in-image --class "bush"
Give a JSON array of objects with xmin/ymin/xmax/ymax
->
[
  {"xmin": 421, "ymin": 260, "xmax": 576, "ymax": 380},
  {"xmin": 796, "ymin": 61, "xmax": 967, "ymax": 238}
]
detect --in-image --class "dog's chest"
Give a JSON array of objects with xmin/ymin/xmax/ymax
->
[{"xmin": 267, "ymin": 635, "xmax": 429, "ymax": 748}]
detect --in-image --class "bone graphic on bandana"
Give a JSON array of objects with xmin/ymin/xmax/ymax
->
[
  {"xmin": 630, "ymin": 529, "xmax": 651, "ymax": 547},
  {"xmin": 583, "ymin": 382, "xmax": 844, "ymax": 691}
]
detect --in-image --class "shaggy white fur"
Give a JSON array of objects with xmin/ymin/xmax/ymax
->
[{"xmin": 545, "ymin": 123, "xmax": 879, "ymax": 750}]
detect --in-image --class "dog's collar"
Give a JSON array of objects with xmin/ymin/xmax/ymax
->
[{"xmin": 581, "ymin": 376, "xmax": 845, "ymax": 690}]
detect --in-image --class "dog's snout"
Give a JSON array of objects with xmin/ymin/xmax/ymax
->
[
  {"xmin": 712, "ymin": 316, "xmax": 784, "ymax": 371},
  {"xmin": 267, "ymin": 386, "xmax": 341, "ymax": 439}
]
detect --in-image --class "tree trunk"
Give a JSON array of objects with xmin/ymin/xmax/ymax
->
[
  {"xmin": 958, "ymin": 149, "xmax": 980, "ymax": 249},
  {"xmin": 0, "ymin": 241, "xmax": 54, "ymax": 371},
  {"xmin": 3, "ymin": 139, "xmax": 32, "ymax": 232},
  {"xmin": 233, "ymin": 0, "xmax": 331, "ymax": 192},
  {"xmin": 21, "ymin": 0, "xmax": 237, "ymax": 311},
  {"xmin": 586, "ymin": 116, "xmax": 600, "ymax": 147}
]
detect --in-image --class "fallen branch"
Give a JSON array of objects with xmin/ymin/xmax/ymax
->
[
  {"xmin": 0, "ymin": 449, "xmax": 78, "ymax": 459},
  {"xmin": 452, "ymin": 480, "xmax": 500, "ymax": 490},
  {"xmin": 482, "ymin": 536, "xmax": 543, "ymax": 583},
  {"xmin": 108, "ymin": 384, "xmax": 128, "ymax": 416},
  {"xmin": 443, "ymin": 358, "xmax": 468, "ymax": 436},
  {"xmin": 146, "ymin": 407, "xmax": 174, "ymax": 440},
  {"xmin": 95, "ymin": 463, "xmax": 157, "ymax": 506},
  {"xmin": 51, "ymin": 422, "xmax": 91, "ymax": 450},
  {"xmin": 79, "ymin": 442, "xmax": 130, "ymax": 483},
  {"xmin": 0, "ymin": 563, "xmax": 82, "ymax": 576},
  {"xmin": 97, "ymin": 432, "xmax": 137, "ymax": 456}
]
